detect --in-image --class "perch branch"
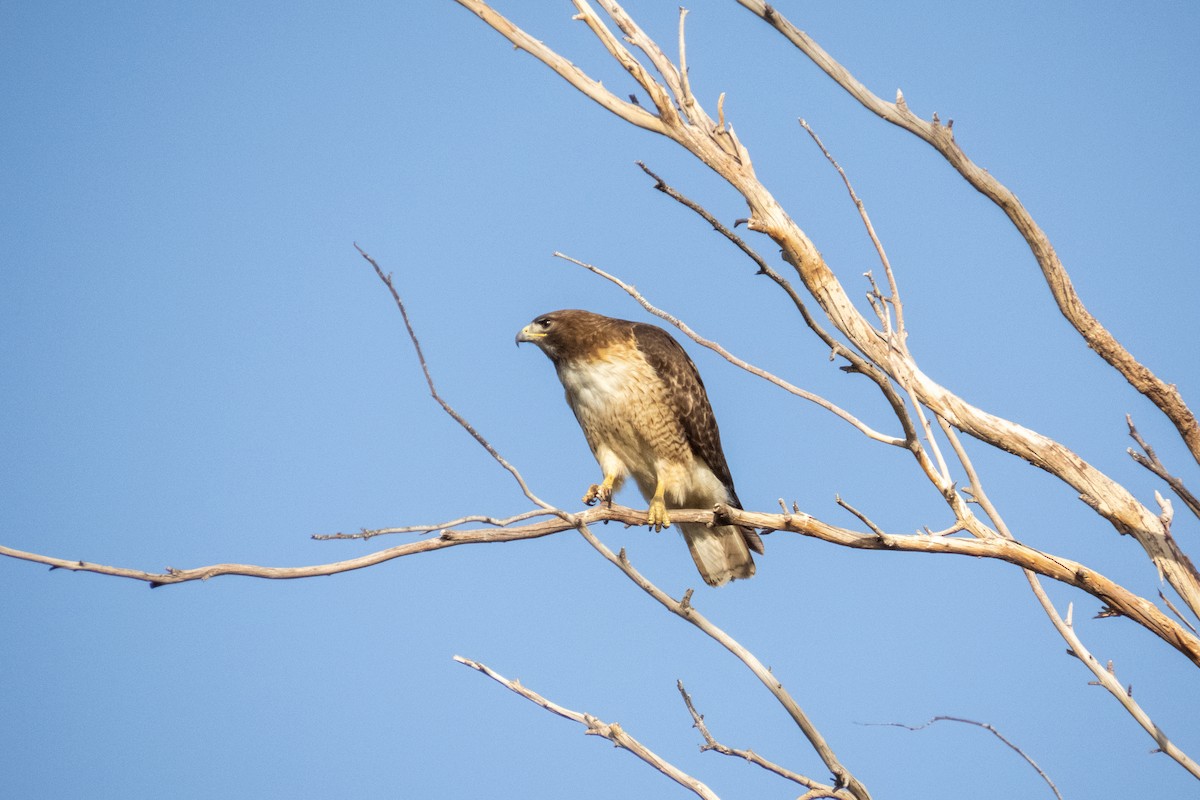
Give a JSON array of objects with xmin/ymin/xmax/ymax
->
[
  {"xmin": 313, "ymin": 509, "xmax": 555, "ymax": 541},
  {"xmin": 5, "ymin": 503, "xmax": 1198, "ymax": 667}
]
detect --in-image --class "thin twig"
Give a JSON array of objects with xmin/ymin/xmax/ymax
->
[
  {"xmin": 354, "ymin": 243, "xmax": 558, "ymax": 515},
  {"xmin": 799, "ymin": 118, "xmax": 905, "ymax": 342},
  {"xmin": 454, "ymin": 656, "xmax": 720, "ymax": 800},
  {"xmin": 1160, "ymin": 590, "xmax": 1199, "ymax": 635},
  {"xmin": 552, "ymin": 250, "xmax": 903, "ymax": 447},
  {"xmin": 863, "ymin": 716, "xmax": 1063, "ymax": 800},
  {"xmin": 834, "ymin": 495, "xmax": 887, "ymax": 539}
]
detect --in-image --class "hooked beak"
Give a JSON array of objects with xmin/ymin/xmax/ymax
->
[{"xmin": 515, "ymin": 324, "xmax": 545, "ymax": 347}]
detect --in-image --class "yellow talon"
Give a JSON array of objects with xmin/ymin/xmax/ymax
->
[
  {"xmin": 583, "ymin": 475, "xmax": 616, "ymax": 506},
  {"xmin": 648, "ymin": 496, "xmax": 671, "ymax": 532}
]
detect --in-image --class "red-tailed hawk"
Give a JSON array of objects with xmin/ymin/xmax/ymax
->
[{"xmin": 517, "ymin": 309, "xmax": 762, "ymax": 586}]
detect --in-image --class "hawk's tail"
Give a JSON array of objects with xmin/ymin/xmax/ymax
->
[{"xmin": 680, "ymin": 523, "xmax": 758, "ymax": 587}]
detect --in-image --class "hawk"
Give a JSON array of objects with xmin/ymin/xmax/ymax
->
[{"xmin": 517, "ymin": 309, "xmax": 762, "ymax": 586}]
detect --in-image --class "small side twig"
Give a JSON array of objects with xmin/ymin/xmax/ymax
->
[
  {"xmin": 677, "ymin": 681, "xmax": 843, "ymax": 794},
  {"xmin": 1127, "ymin": 415, "xmax": 1200, "ymax": 522},
  {"xmin": 313, "ymin": 509, "xmax": 556, "ymax": 541},
  {"xmin": 834, "ymin": 495, "xmax": 887, "ymax": 539}
]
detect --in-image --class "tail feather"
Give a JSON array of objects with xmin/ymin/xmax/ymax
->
[{"xmin": 681, "ymin": 523, "xmax": 757, "ymax": 587}]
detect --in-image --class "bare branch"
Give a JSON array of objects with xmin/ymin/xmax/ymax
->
[
  {"xmin": 864, "ymin": 716, "xmax": 1063, "ymax": 800},
  {"xmin": 454, "ymin": 656, "xmax": 721, "ymax": 800},
  {"xmin": 736, "ymin": 0, "xmax": 1200, "ymax": 467},
  {"xmin": 552, "ymin": 250, "xmax": 904, "ymax": 446},
  {"xmin": 938, "ymin": 414, "xmax": 1200, "ymax": 776},
  {"xmin": 677, "ymin": 681, "xmax": 844, "ymax": 795}
]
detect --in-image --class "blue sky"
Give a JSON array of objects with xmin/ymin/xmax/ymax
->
[{"xmin": 3, "ymin": 2, "xmax": 1199, "ymax": 798}]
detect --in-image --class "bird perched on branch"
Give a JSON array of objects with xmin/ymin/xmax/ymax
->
[{"xmin": 516, "ymin": 309, "xmax": 762, "ymax": 586}]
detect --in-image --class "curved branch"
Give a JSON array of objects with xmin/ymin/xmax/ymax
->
[
  {"xmin": 864, "ymin": 716, "xmax": 1063, "ymax": 799},
  {"xmin": 735, "ymin": 0, "xmax": 1200, "ymax": 467}
]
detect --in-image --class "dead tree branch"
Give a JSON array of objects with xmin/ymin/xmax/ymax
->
[
  {"xmin": 1024, "ymin": 585, "xmax": 1200, "ymax": 780},
  {"xmin": 454, "ymin": 656, "xmax": 721, "ymax": 800},
  {"xmin": 798, "ymin": 118, "xmax": 904, "ymax": 342}
]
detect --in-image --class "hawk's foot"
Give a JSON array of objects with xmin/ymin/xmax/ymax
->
[
  {"xmin": 583, "ymin": 480, "xmax": 614, "ymax": 506},
  {"xmin": 647, "ymin": 498, "xmax": 671, "ymax": 532}
]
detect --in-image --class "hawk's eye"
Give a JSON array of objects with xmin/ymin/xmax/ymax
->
[{"xmin": 537, "ymin": 318, "xmax": 552, "ymax": 330}]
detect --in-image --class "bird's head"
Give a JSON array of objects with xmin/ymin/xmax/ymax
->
[{"xmin": 516, "ymin": 309, "xmax": 608, "ymax": 363}]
